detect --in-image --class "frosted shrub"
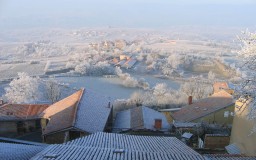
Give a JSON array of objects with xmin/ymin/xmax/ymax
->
[{"xmin": 5, "ymin": 72, "xmax": 39, "ymax": 103}]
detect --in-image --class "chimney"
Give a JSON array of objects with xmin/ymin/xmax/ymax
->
[
  {"xmin": 188, "ymin": 96, "xmax": 193, "ymax": 105},
  {"xmin": 154, "ymin": 119, "xmax": 162, "ymax": 130},
  {"xmin": 0, "ymin": 100, "xmax": 3, "ymax": 105}
]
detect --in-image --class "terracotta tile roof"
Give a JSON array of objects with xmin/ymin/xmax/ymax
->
[
  {"xmin": 41, "ymin": 89, "xmax": 83, "ymax": 135},
  {"xmin": 0, "ymin": 104, "xmax": 49, "ymax": 121},
  {"xmin": 32, "ymin": 132, "xmax": 205, "ymax": 160},
  {"xmin": 213, "ymin": 82, "xmax": 229, "ymax": 93},
  {"xmin": 172, "ymin": 90, "xmax": 234, "ymax": 122},
  {"xmin": 42, "ymin": 88, "xmax": 112, "ymax": 135}
]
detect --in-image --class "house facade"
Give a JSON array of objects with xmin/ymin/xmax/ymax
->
[
  {"xmin": 0, "ymin": 104, "xmax": 49, "ymax": 137},
  {"xmin": 230, "ymin": 99, "xmax": 256, "ymax": 156}
]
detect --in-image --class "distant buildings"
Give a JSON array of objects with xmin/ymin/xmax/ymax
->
[
  {"xmin": 114, "ymin": 39, "xmax": 127, "ymax": 50},
  {"xmin": 213, "ymin": 82, "xmax": 235, "ymax": 95},
  {"xmin": 113, "ymin": 55, "xmax": 137, "ymax": 69}
]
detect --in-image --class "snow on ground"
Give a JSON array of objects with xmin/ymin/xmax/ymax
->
[
  {"xmin": 0, "ymin": 62, "xmax": 46, "ymax": 80},
  {"xmin": 0, "ymin": 27, "xmax": 240, "ymax": 100}
]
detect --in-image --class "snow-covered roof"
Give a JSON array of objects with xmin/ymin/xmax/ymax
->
[
  {"xmin": 74, "ymin": 89, "xmax": 112, "ymax": 133},
  {"xmin": 172, "ymin": 90, "xmax": 234, "ymax": 122},
  {"xmin": 0, "ymin": 142, "xmax": 45, "ymax": 160},
  {"xmin": 113, "ymin": 106, "xmax": 170, "ymax": 132},
  {"xmin": 122, "ymin": 58, "xmax": 137, "ymax": 68},
  {"xmin": 159, "ymin": 108, "xmax": 181, "ymax": 112},
  {"xmin": 42, "ymin": 88, "xmax": 112, "ymax": 135},
  {"xmin": 182, "ymin": 132, "xmax": 193, "ymax": 139},
  {"xmin": 32, "ymin": 132, "xmax": 205, "ymax": 160}
]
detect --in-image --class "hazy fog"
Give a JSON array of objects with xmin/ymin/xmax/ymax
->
[{"xmin": 0, "ymin": 0, "xmax": 255, "ymax": 29}]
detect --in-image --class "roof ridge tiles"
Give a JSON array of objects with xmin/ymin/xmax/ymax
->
[{"xmin": 72, "ymin": 88, "xmax": 85, "ymax": 127}]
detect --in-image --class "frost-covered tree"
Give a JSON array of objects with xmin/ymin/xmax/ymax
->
[
  {"xmin": 4, "ymin": 72, "xmax": 39, "ymax": 103},
  {"xmin": 138, "ymin": 78, "xmax": 150, "ymax": 90},
  {"xmin": 45, "ymin": 78, "xmax": 61, "ymax": 104},
  {"xmin": 129, "ymin": 92, "xmax": 144, "ymax": 107},
  {"xmin": 115, "ymin": 67, "xmax": 149, "ymax": 89},
  {"xmin": 75, "ymin": 62, "xmax": 89, "ymax": 75},
  {"xmin": 146, "ymin": 54, "xmax": 154, "ymax": 65},
  {"xmin": 167, "ymin": 54, "xmax": 181, "ymax": 69},
  {"xmin": 236, "ymin": 30, "xmax": 256, "ymax": 122},
  {"xmin": 208, "ymin": 71, "xmax": 216, "ymax": 81},
  {"xmin": 153, "ymin": 83, "xmax": 168, "ymax": 97},
  {"xmin": 181, "ymin": 79, "xmax": 212, "ymax": 100},
  {"xmin": 180, "ymin": 81, "xmax": 197, "ymax": 97}
]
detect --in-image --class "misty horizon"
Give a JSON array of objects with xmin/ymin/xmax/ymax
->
[{"xmin": 0, "ymin": 0, "xmax": 256, "ymax": 29}]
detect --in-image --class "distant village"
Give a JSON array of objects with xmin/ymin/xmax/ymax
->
[{"xmin": 0, "ymin": 79, "xmax": 255, "ymax": 159}]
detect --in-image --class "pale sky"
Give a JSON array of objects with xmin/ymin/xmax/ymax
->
[{"xmin": 0, "ymin": 0, "xmax": 255, "ymax": 29}]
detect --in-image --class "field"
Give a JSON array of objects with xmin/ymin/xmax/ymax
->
[{"xmin": 0, "ymin": 27, "xmax": 241, "ymax": 101}]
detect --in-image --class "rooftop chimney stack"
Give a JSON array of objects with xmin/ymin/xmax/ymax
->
[
  {"xmin": 188, "ymin": 96, "xmax": 193, "ymax": 105},
  {"xmin": 154, "ymin": 119, "xmax": 162, "ymax": 130}
]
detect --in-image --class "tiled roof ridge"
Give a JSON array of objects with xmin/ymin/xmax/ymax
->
[{"xmin": 72, "ymin": 88, "xmax": 85, "ymax": 127}]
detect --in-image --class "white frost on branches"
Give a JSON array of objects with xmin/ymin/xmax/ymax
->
[
  {"xmin": 45, "ymin": 78, "xmax": 61, "ymax": 104},
  {"xmin": 115, "ymin": 67, "xmax": 149, "ymax": 90},
  {"xmin": 4, "ymin": 72, "xmax": 39, "ymax": 103},
  {"xmin": 70, "ymin": 53, "xmax": 114, "ymax": 76},
  {"xmin": 236, "ymin": 30, "xmax": 256, "ymax": 122},
  {"xmin": 180, "ymin": 78, "xmax": 213, "ymax": 100},
  {"xmin": 208, "ymin": 71, "xmax": 216, "ymax": 81},
  {"xmin": 167, "ymin": 54, "xmax": 181, "ymax": 69},
  {"xmin": 128, "ymin": 83, "xmax": 187, "ymax": 109}
]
